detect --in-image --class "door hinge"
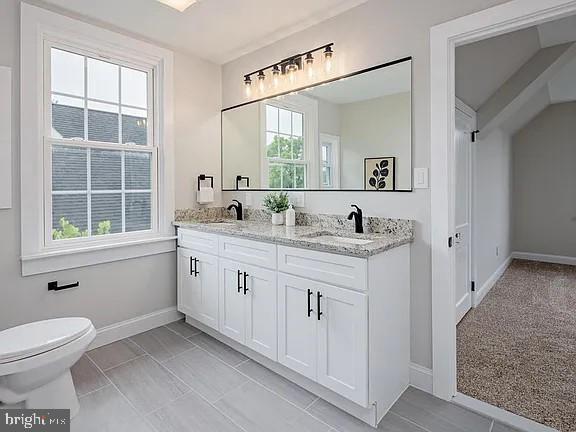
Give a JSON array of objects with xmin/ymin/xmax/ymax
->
[{"xmin": 471, "ymin": 281, "xmax": 476, "ymax": 292}]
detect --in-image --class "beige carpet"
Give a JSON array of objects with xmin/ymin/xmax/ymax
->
[{"xmin": 457, "ymin": 259, "xmax": 576, "ymax": 432}]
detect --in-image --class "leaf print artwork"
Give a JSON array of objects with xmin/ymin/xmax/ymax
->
[{"xmin": 364, "ymin": 157, "xmax": 395, "ymax": 191}]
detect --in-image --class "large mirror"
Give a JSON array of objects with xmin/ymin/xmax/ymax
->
[{"xmin": 222, "ymin": 58, "xmax": 412, "ymax": 191}]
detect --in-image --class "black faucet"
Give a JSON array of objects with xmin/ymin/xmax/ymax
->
[
  {"xmin": 227, "ymin": 200, "xmax": 243, "ymax": 220},
  {"xmin": 347, "ymin": 205, "xmax": 364, "ymax": 234}
]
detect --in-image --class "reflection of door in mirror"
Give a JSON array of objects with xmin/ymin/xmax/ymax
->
[
  {"xmin": 320, "ymin": 134, "xmax": 340, "ymax": 189},
  {"xmin": 260, "ymin": 95, "xmax": 318, "ymax": 189}
]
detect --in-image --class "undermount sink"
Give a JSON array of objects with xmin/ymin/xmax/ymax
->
[
  {"xmin": 206, "ymin": 220, "xmax": 237, "ymax": 227},
  {"xmin": 302, "ymin": 231, "xmax": 376, "ymax": 245},
  {"xmin": 314, "ymin": 235, "xmax": 375, "ymax": 245}
]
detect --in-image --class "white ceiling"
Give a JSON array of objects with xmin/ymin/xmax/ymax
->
[
  {"xmin": 40, "ymin": 0, "xmax": 370, "ymax": 64},
  {"xmin": 538, "ymin": 15, "xmax": 576, "ymax": 48},
  {"xmin": 306, "ymin": 60, "xmax": 411, "ymax": 104}
]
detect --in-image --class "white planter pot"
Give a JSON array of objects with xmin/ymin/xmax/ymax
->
[{"xmin": 271, "ymin": 212, "xmax": 284, "ymax": 225}]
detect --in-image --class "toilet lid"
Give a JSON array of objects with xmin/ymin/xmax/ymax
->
[{"xmin": 0, "ymin": 318, "xmax": 93, "ymax": 363}]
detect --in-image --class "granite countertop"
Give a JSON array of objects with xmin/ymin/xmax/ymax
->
[{"xmin": 174, "ymin": 214, "xmax": 414, "ymax": 258}]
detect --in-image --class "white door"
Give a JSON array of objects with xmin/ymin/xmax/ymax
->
[
  {"xmin": 193, "ymin": 251, "xmax": 219, "ymax": 330},
  {"xmin": 316, "ymin": 282, "xmax": 368, "ymax": 407},
  {"xmin": 219, "ymin": 258, "xmax": 246, "ymax": 343},
  {"xmin": 455, "ymin": 109, "xmax": 473, "ymax": 323},
  {"xmin": 177, "ymin": 247, "xmax": 196, "ymax": 317},
  {"xmin": 277, "ymin": 273, "xmax": 317, "ymax": 380},
  {"xmin": 244, "ymin": 263, "xmax": 278, "ymax": 360}
]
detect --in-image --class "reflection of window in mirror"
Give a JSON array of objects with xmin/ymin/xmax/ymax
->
[
  {"xmin": 320, "ymin": 134, "xmax": 340, "ymax": 189},
  {"xmin": 261, "ymin": 96, "xmax": 319, "ymax": 189}
]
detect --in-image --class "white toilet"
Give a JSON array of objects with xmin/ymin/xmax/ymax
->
[{"xmin": 0, "ymin": 317, "xmax": 96, "ymax": 417}]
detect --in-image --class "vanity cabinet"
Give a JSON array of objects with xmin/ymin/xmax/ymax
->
[
  {"xmin": 177, "ymin": 227, "xmax": 410, "ymax": 427},
  {"xmin": 219, "ymin": 258, "xmax": 278, "ymax": 360},
  {"xmin": 177, "ymin": 248, "xmax": 219, "ymax": 330},
  {"xmin": 278, "ymin": 271, "xmax": 368, "ymax": 405}
]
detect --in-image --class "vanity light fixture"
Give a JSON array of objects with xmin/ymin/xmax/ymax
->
[
  {"xmin": 242, "ymin": 43, "xmax": 334, "ymax": 99},
  {"xmin": 156, "ymin": 0, "xmax": 197, "ymax": 12}
]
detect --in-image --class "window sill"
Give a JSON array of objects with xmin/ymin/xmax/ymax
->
[{"xmin": 21, "ymin": 235, "xmax": 177, "ymax": 276}]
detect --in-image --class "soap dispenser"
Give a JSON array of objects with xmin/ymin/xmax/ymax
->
[{"xmin": 285, "ymin": 204, "xmax": 296, "ymax": 227}]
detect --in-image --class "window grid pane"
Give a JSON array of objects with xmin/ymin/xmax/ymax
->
[
  {"xmin": 50, "ymin": 48, "xmax": 150, "ymax": 146},
  {"xmin": 51, "ymin": 144, "xmax": 152, "ymax": 241}
]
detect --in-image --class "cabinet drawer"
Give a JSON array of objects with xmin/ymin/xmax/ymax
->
[
  {"xmin": 277, "ymin": 246, "xmax": 367, "ymax": 291},
  {"xmin": 178, "ymin": 229, "xmax": 219, "ymax": 255},
  {"xmin": 219, "ymin": 236, "xmax": 277, "ymax": 269}
]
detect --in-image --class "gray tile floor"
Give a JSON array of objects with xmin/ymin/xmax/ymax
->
[{"xmin": 71, "ymin": 320, "xmax": 520, "ymax": 432}]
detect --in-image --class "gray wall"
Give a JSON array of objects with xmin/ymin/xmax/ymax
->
[
  {"xmin": 0, "ymin": 0, "xmax": 221, "ymax": 331},
  {"xmin": 221, "ymin": 0, "xmax": 512, "ymax": 369},
  {"xmin": 473, "ymin": 128, "xmax": 513, "ymax": 289},
  {"xmin": 512, "ymin": 102, "xmax": 576, "ymax": 257}
]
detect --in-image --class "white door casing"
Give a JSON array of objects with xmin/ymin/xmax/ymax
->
[{"xmin": 430, "ymin": 0, "xmax": 576, "ymax": 401}]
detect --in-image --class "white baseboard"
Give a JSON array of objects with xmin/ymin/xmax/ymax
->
[
  {"xmin": 512, "ymin": 252, "xmax": 576, "ymax": 266},
  {"xmin": 90, "ymin": 307, "xmax": 182, "ymax": 349},
  {"xmin": 453, "ymin": 393, "xmax": 558, "ymax": 432},
  {"xmin": 473, "ymin": 255, "xmax": 513, "ymax": 307},
  {"xmin": 409, "ymin": 363, "xmax": 433, "ymax": 393}
]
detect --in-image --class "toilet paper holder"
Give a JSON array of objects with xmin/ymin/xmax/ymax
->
[{"xmin": 197, "ymin": 174, "xmax": 214, "ymax": 190}]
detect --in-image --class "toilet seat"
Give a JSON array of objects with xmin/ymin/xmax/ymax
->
[{"xmin": 0, "ymin": 318, "xmax": 93, "ymax": 364}]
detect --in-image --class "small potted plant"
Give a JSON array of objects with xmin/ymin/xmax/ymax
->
[{"xmin": 263, "ymin": 192, "xmax": 289, "ymax": 225}]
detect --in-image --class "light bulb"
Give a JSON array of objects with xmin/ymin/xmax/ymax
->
[
  {"xmin": 324, "ymin": 46, "xmax": 334, "ymax": 74},
  {"xmin": 244, "ymin": 75, "xmax": 252, "ymax": 98},
  {"xmin": 305, "ymin": 53, "xmax": 315, "ymax": 80},
  {"xmin": 272, "ymin": 65, "xmax": 280, "ymax": 88},
  {"xmin": 257, "ymin": 71, "xmax": 266, "ymax": 93},
  {"xmin": 287, "ymin": 60, "xmax": 297, "ymax": 84}
]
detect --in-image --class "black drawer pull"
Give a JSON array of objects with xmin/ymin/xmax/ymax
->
[
  {"xmin": 243, "ymin": 272, "xmax": 249, "ymax": 295},
  {"xmin": 194, "ymin": 258, "xmax": 199, "ymax": 277},
  {"xmin": 190, "ymin": 257, "xmax": 199, "ymax": 277},
  {"xmin": 307, "ymin": 289, "xmax": 313, "ymax": 317},
  {"xmin": 237, "ymin": 270, "xmax": 243, "ymax": 293},
  {"xmin": 48, "ymin": 281, "xmax": 79, "ymax": 291},
  {"xmin": 317, "ymin": 291, "xmax": 323, "ymax": 320}
]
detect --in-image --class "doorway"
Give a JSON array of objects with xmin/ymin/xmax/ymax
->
[{"xmin": 430, "ymin": 0, "xmax": 576, "ymax": 430}]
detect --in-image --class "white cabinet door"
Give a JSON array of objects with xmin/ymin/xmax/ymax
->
[
  {"xmin": 219, "ymin": 258, "xmax": 246, "ymax": 343},
  {"xmin": 277, "ymin": 273, "xmax": 318, "ymax": 380},
  {"xmin": 177, "ymin": 247, "xmax": 196, "ymax": 317},
  {"xmin": 177, "ymin": 248, "xmax": 219, "ymax": 330},
  {"xmin": 317, "ymin": 283, "xmax": 368, "ymax": 407},
  {"xmin": 193, "ymin": 251, "xmax": 219, "ymax": 330},
  {"xmin": 244, "ymin": 263, "xmax": 277, "ymax": 360}
]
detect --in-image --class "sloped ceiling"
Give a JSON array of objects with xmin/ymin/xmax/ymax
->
[
  {"xmin": 455, "ymin": 27, "xmax": 541, "ymax": 110},
  {"xmin": 39, "ymin": 0, "xmax": 370, "ymax": 64}
]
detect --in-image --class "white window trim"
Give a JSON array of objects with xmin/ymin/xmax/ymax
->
[
  {"xmin": 21, "ymin": 4, "xmax": 175, "ymax": 276},
  {"xmin": 259, "ymin": 95, "xmax": 319, "ymax": 189}
]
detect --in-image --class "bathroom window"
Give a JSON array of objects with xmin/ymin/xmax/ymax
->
[
  {"xmin": 264, "ymin": 104, "xmax": 307, "ymax": 189},
  {"xmin": 48, "ymin": 47, "xmax": 155, "ymax": 241},
  {"xmin": 21, "ymin": 4, "xmax": 175, "ymax": 276}
]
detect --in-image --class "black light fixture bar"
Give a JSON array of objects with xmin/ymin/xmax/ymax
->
[{"xmin": 244, "ymin": 43, "xmax": 334, "ymax": 78}]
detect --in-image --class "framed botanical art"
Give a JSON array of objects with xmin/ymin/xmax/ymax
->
[{"xmin": 364, "ymin": 157, "xmax": 395, "ymax": 191}]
